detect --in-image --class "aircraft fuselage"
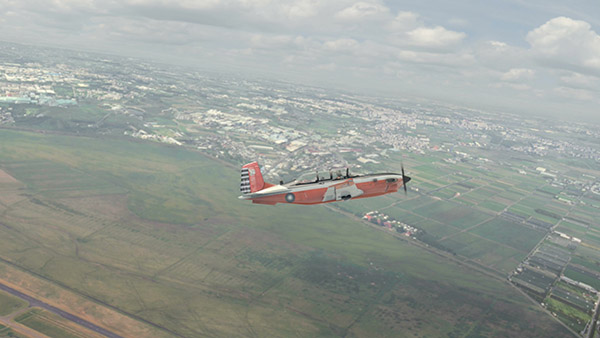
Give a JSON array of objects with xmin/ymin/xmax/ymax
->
[{"xmin": 239, "ymin": 173, "xmax": 408, "ymax": 205}]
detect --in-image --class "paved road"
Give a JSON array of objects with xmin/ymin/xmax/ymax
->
[{"xmin": 0, "ymin": 282, "xmax": 123, "ymax": 338}]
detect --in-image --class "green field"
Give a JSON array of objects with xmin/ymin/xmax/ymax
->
[
  {"xmin": 563, "ymin": 267, "xmax": 600, "ymax": 290},
  {"xmin": 394, "ymin": 195, "xmax": 437, "ymax": 210},
  {"xmin": 555, "ymin": 221, "xmax": 587, "ymax": 238},
  {"xmin": 414, "ymin": 200, "xmax": 493, "ymax": 230},
  {"xmin": 478, "ymin": 199, "xmax": 507, "ymax": 212},
  {"xmin": 469, "ymin": 218, "xmax": 546, "ymax": 253},
  {"xmin": 440, "ymin": 232, "xmax": 525, "ymax": 272},
  {"xmin": 0, "ymin": 324, "xmax": 28, "ymax": 338},
  {"xmin": 0, "ymin": 291, "xmax": 27, "ymax": 316},
  {"xmin": 545, "ymin": 297, "xmax": 590, "ymax": 332},
  {"xmin": 15, "ymin": 308, "xmax": 83, "ymax": 338},
  {"xmin": 0, "ymin": 129, "xmax": 573, "ymax": 337}
]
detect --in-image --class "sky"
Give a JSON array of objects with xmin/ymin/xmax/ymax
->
[{"xmin": 1, "ymin": 0, "xmax": 599, "ymax": 122}]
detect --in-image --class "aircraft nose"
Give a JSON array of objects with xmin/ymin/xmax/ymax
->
[{"xmin": 403, "ymin": 175, "xmax": 411, "ymax": 184}]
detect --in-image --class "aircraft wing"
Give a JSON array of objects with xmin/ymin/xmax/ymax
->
[{"xmin": 239, "ymin": 185, "xmax": 289, "ymax": 199}]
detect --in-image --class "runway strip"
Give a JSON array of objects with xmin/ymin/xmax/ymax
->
[{"xmin": 0, "ymin": 282, "xmax": 124, "ymax": 338}]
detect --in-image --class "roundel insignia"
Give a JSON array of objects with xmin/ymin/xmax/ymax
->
[{"xmin": 285, "ymin": 193, "xmax": 295, "ymax": 203}]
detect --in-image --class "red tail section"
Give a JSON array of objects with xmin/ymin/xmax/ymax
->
[{"xmin": 240, "ymin": 162, "xmax": 272, "ymax": 193}]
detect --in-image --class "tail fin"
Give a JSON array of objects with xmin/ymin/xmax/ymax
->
[{"xmin": 240, "ymin": 162, "xmax": 266, "ymax": 194}]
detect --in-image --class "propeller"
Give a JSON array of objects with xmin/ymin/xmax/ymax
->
[{"xmin": 401, "ymin": 163, "xmax": 411, "ymax": 195}]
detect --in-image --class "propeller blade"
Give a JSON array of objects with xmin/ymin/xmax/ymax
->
[{"xmin": 401, "ymin": 163, "xmax": 408, "ymax": 195}]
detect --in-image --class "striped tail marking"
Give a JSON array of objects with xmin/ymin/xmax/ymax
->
[{"xmin": 240, "ymin": 167, "xmax": 251, "ymax": 194}]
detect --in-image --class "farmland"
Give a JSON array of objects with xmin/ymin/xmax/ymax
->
[
  {"xmin": 0, "ymin": 290, "xmax": 26, "ymax": 316},
  {"xmin": 0, "ymin": 129, "xmax": 572, "ymax": 337},
  {"xmin": 15, "ymin": 308, "xmax": 91, "ymax": 338},
  {"xmin": 351, "ymin": 147, "xmax": 600, "ymax": 334}
]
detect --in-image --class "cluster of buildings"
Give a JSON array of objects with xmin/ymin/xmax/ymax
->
[
  {"xmin": 363, "ymin": 211, "xmax": 419, "ymax": 236},
  {"xmin": 0, "ymin": 106, "xmax": 14, "ymax": 125},
  {"xmin": 3, "ymin": 56, "xmax": 600, "ymax": 185},
  {"xmin": 0, "ymin": 63, "xmax": 78, "ymax": 107}
]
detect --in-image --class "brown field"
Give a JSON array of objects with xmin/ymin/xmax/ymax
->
[
  {"xmin": 16, "ymin": 307, "xmax": 107, "ymax": 338},
  {"xmin": 0, "ymin": 262, "xmax": 171, "ymax": 338},
  {"xmin": 0, "ymin": 169, "xmax": 18, "ymax": 183},
  {"xmin": 0, "ymin": 169, "xmax": 26, "ymax": 207}
]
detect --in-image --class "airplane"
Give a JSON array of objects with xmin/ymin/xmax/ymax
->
[{"xmin": 239, "ymin": 161, "xmax": 411, "ymax": 205}]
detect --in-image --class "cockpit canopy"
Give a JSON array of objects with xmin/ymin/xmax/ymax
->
[{"xmin": 291, "ymin": 168, "xmax": 361, "ymax": 185}]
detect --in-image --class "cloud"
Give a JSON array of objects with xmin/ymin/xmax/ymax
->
[
  {"xmin": 560, "ymin": 72, "xmax": 599, "ymax": 89},
  {"xmin": 493, "ymin": 82, "xmax": 531, "ymax": 91},
  {"xmin": 249, "ymin": 34, "xmax": 294, "ymax": 49},
  {"xmin": 527, "ymin": 17, "xmax": 600, "ymax": 74},
  {"xmin": 2, "ymin": 1, "xmax": 599, "ymax": 120},
  {"xmin": 488, "ymin": 41, "xmax": 507, "ymax": 49},
  {"xmin": 500, "ymin": 68, "xmax": 535, "ymax": 81},
  {"xmin": 387, "ymin": 11, "xmax": 419, "ymax": 31},
  {"xmin": 280, "ymin": 0, "xmax": 320, "ymax": 19},
  {"xmin": 323, "ymin": 38, "xmax": 359, "ymax": 51},
  {"xmin": 334, "ymin": 1, "xmax": 389, "ymax": 21},
  {"xmin": 396, "ymin": 49, "xmax": 474, "ymax": 67},
  {"xmin": 554, "ymin": 86, "xmax": 594, "ymax": 100},
  {"xmin": 406, "ymin": 26, "xmax": 466, "ymax": 48},
  {"xmin": 315, "ymin": 62, "xmax": 337, "ymax": 71}
]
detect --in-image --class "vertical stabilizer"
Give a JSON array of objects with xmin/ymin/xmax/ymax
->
[{"xmin": 240, "ymin": 162, "xmax": 265, "ymax": 193}]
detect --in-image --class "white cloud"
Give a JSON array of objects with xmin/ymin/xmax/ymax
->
[
  {"xmin": 406, "ymin": 26, "xmax": 465, "ymax": 48},
  {"xmin": 527, "ymin": 17, "xmax": 600, "ymax": 73},
  {"xmin": 396, "ymin": 49, "xmax": 474, "ymax": 66},
  {"xmin": 510, "ymin": 83, "xmax": 531, "ymax": 91},
  {"xmin": 335, "ymin": 1, "xmax": 389, "ymax": 21},
  {"xmin": 387, "ymin": 11, "xmax": 419, "ymax": 31},
  {"xmin": 474, "ymin": 40, "xmax": 532, "ymax": 75},
  {"xmin": 490, "ymin": 82, "xmax": 532, "ymax": 91},
  {"xmin": 281, "ymin": 0, "xmax": 319, "ymax": 19},
  {"xmin": 315, "ymin": 62, "xmax": 337, "ymax": 71},
  {"xmin": 560, "ymin": 72, "xmax": 598, "ymax": 89},
  {"xmin": 323, "ymin": 38, "xmax": 359, "ymax": 51},
  {"xmin": 554, "ymin": 86, "xmax": 594, "ymax": 100},
  {"xmin": 501, "ymin": 68, "xmax": 535, "ymax": 81},
  {"xmin": 488, "ymin": 41, "xmax": 507, "ymax": 49},
  {"xmin": 249, "ymin": 34, "xmax": 294, "ymax": 49}
]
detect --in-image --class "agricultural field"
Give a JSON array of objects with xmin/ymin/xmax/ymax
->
[
  {"xmin": 469, "ymin": 219, "xmax": 546, "ymax": 253},
  {"xmin": 0, "ymin": 325, "xmax": 28, "ymax": 338},
  {"xmin": 0, "ymin": 290, "xmax": 27, "ymax": 316},
  {"xmin": 15, "ymin": 308, "xmax": 99, "ymax": 338},
  {"xmin": 349, "ymin": 150, "xmax": 597, "ymax": 298},
  {"xmin": 413, "ymin": 200, "xmax": 493, "ymax": 230},
  {"xmin": 0, "ymin": 129, "xmax": 573, "ymax": 337},
  {"xmin": 440, "ymin": 232, "xmax": 525, "ymax": 272},
  {"xmin": 563, "ymin": 267, "xmax": 600, "ymax": 291},
  {"xmin": 544, "ymin": 297, "xmax": 591, "ymax": 333}
]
